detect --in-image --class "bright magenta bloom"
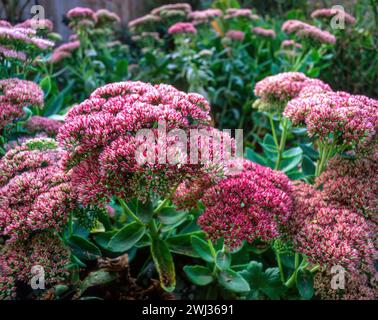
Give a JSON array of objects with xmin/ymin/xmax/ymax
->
[
  {"xmin": 24, "ymin": 116, "xmax": 63, "ymax": 137},
  {"xmin": 198, "ymin": 159, "xmax": 293, "ymax": 249}
]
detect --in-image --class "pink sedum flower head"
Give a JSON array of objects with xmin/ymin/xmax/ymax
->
[
  {"xmin": 67, "ymin": 7, "xmax": 96, "ymax": 21},
  {"xmin": 0, "ymin": 138, "xmax": 76, "ymax": 242},
  {"xmin": 198, "ymin": 159, "xmax": 293, "ymax": 249},
  {"xmin": 225, "ymin": 8, "xmax": 258, "ymax": 20},
  {"xmin": 282, "ymin": 19, "xmax": 336, "ymax": 44},
  {"xmin": 252, "ymin": 27, "xmax": 276, "ymax": 38},
  {"xmin": 95, "ymin": 9, "xmax": 121, "ymax": 27},
  {"xmin": 253, "ymin": 72, "xmax": 331, "ymax": 113},
  {"xmin": 151, "ymin": 3, "xmax": 192, "ymax": 16},
  {"xmin": 311, "ymin": 8, "xmax": 356, "ymax": 25},
  {"xmin": 15, "ymin": 19, "xmax": 54, "ymax": 32},
  {"xmin": 58, "ymin": 81, "xmax": 216, "ymax": 205},
  {"xmin": 225, "ymin": 30, "xmax": 245, "ymax": 41},
  {"xmin": 288, "ymin": 182, "xmax": 376, "ymax": 276},
  {"xmin": 0, "ymin": 232, "xmax": 70, "ymax": 300},
  {"xmin": 24, "ymin": 116, "xmax": 63, "ymax": 137},
  {"xmin": 281, "ymin": 39, "xmax": 302, "ymax": 49},
  {"xmin": 316, "ymin": 154, "xmax": 378, "ymax": 223},
  {"xmin": 128, "ymin": 14, "xmax": 161, "ymax": 32},
  {"xmin": 168, "ymin": 22, "xmax": 197, "ymax": 35},
  {"xmin": 188, "ymin": 9, "xmax": 222, "ymax": 25},
  {"xmin": 284, "ymin": 91, "xmax": 378, "ymax": 149},
  {"xmin": 0, "ymin": 78, "xmax": 44, "ymax": 129}
]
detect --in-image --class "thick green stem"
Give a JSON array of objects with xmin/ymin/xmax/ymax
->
[
  {"xmin": 118, "ymin": 198, "xmax": 143, "ymax": 224},
  {"xmin": 275, "ymin": 117, "xmax": 289, "ymax": 170},
  {"xmin": 315, "ymin": 142, "xmax": 336, "ymax": 177},
  {"xmin": 285, "ymin": 253, "xmax": 300, "ymax": 288},
  {"xmin": 276, "ymin": 252, "xmax": 285, "ymax": 283}
]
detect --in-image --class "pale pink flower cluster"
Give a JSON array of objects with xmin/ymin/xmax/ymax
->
[
  {"xmin": 284, "ymin": 91, "xmax": 378, "ymax": 148},
  {"xmin": 0, "ymin": 25, "xmax": 54, "ymax": 62},
  {"xmin": 188, "ymin": 9, "xmax": 222, "ymax": 25},
  {"xmin": 15, "ymin": 19, "xmax": 54, "ymax": 32},
  {"xmin": 0, "ymin": 44, "xmax": 26, "ymax": 61},
  {"xmin": 198, "ymin": 159, "xmax": 293, "ymax": 249},
  {"xmin": 224, "ymin": 8, "xmax": 258, "ymax": 20},
  {"xmin": 0, "ymin": 232, "xmax": 70, "ymax": 300},
  {"xmin": 151, "ymin": 3, "xmax": 192, "ymax": 16},
  {"xmin": 0, "ymin": 78, "xmax": 44, "ymax": 129},
  {"xmin": 287, "ymin": 181, "xmax": 377, "ymax": 298},
  {"xmin": 252, "ymin": 26, "xmax": 276, "ymax": 38},
  {"xmin": 58, "ymin": 81, "xmax": 212, "ymax": 205},
  {"xmin": 67, "ymin": 6, "xmax": 97, "ymax": 21},
  {"xmin": 225, "ymin": 29, "xmax": 245, "ymax": 41},
  {"xmin": 314, "ymin": 269, "xmax": 377, "ymax": 300},
  {"xmin": 311, "ymin": 8, "xmax": 356, "ymax": 25},
  {"xmin": 281, "ymin": 39, "xmax": 302, "ymax": 49},
  {"xmin": 24, "ymin": 116, "xmax": 63, "ymax": 137},
  {"xmin": 288, "ymin": 183, "xmax": 374, "ymax": 266},
  {"xmin": 316, "ymin": 154, "xmax": 378, "ymax": 223},
  {"xmin": 253, "ymin": 72, "xmax": 331, "ymax": 112},
  {"xmin": 49, "ymin": 40, "xmax": 80, "ymax": 64},
  {"xmin": 0, "ymin": 138, "xmax": 75, "ymax": 242},
  {"xmin": 282, "ymin": 19, "xmax": 336, "ymax": 44},
  {"xmin": 168, "ymin": 22, "xmax": 197, "ymax": 35},
  {"xmin": 0, "ymin": 20, "xmax": 11, "ymax": 27},
  {"xmin": 128, "ymin": 14, "xmax": 162, "ymax": 30},
  {"xmin": 95, "ymin": 9, "xmax": 121, "ymax": 27}
]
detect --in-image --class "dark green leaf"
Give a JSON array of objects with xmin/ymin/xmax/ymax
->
[
  {"xmin": 184, "ymin": 265, "xmax": 214, "ymax": 286},
  {"xmin": 297, "ymin": 270, "xmax": 314, "ymax": 300},
  {"xmin": 151, "ymin": 238, "xmax": 176, "ymax": 292},
  {"xmin": 158, "ymin": 207, "xmax": 188, "ymax": 225},
  {"xmin": 192, "ymin": 236, "xmax": 214, "ymax": 263},
  {"xmin": 218, "ymin": 269, "xmax": 250, "ymax": 293},
  {"xmin": 215, "ymin": 251, "xmax": 231, "ymax": 271},
  {"xmin": 107, "ymin": 222, "xmax": 146, "ymax": 253},
  {"xmin": 68, "ymin": 235, "xmax": 101, "ymax": 261}
]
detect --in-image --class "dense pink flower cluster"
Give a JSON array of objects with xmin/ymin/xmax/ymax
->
[
  {"xmin": 0, "ymin": 78, "xmax": 44, "ymax": 129},
  {"xmin": 0, "ymin": 25, "xmax": 54, "ymax": 62},
  {"xmin": 67, "ymin": 7, "xmax": 97, "ymax": 21},
  {"xmin": 128, "ymin": 14, "xmax": 161, "ymax": 30},
  {"xmin": 0, "ymin": 44, "xmax": 26, "ymax": 61},
  {"xmin": 168, "ymin": 22, "xmax": 197, "ymax": 35},
  {"xmin": 49, "ymin": 40, "xmax": 80, "ymax": 64},
  {"xmin": 287, "ymin": 182, "xmax": 376, "ymax": 276},
  {"xmin": 284, "ymin": 91, "xmax": 378, "ymax": 148},
  {"xmin": 224, "ymin": 8, "xmax": 258, "ymax": 20},
  {"xmin": 95, "ymin": 9, "xmax": 121, "ymax": 27},
  {"xmin": 253, "ymin": 72, "xmax": 331, "ymax": 112},
  {"xmin": 24, "ymin": 116, "xmax": 63, "ymax": 137},
  {"xmin": 314, "ymin": 268, "xmax": 377, "ymax": 300},
  {"xmin": 0, "ymin": 138, "xmax": 75, "ymax": 242},
  {"xmin": 151, "ymin": 3, "xmax": 192, "ymax": 16},
  {"xmin": 316, "ymin": 154, "xmax": 378, "ymax": 223},
  {"xmin": 311, "ymin": 8, "xmax": 356, "ymax": 25},
  {"xmin": 0, "ymin": 232, "xmax": 70, "ymax": 300},
  {"xmin": 198, "ymin": 159, "xmax": 293, "ymax": 249},
  {"xmin": 282, "ymin": 19, "xmax": 336, "ymax": 44},
  {"xmin": 225, "ymin": 30, "xmax": 245, "ymax": 41},
  {"xmin": 58, "ymin": 81, "xmax": 213, "ymax": 205},
  {"xmin": 281, "ymin": 39, "xmax": 302, "ymax": 49},
  {"xmin": 188, "ymin": 9, "xmax": 222, "ymax": 25},
  {"xmin": 252, "ymin": 27, "xmax": 276, "ymax": 38},
  {"xmin": 0, "ymin": 20, "xmax": 11, "ymax": 27},
  {"xmin": 15, "ymin": 19, "xmax": 54, "ymax": 32}
]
